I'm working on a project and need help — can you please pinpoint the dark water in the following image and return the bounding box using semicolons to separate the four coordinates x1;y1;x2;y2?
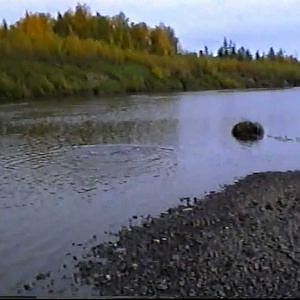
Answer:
1;88;300;296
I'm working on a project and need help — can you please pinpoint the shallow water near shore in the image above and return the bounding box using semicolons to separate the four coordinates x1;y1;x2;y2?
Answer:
1;88;300;296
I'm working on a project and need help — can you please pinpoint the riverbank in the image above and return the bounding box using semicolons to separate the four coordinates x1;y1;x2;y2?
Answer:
66;170;300;298
1;55;300;103
2;5;300;103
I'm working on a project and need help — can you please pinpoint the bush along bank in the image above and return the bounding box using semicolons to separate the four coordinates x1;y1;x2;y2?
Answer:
1;5;300;102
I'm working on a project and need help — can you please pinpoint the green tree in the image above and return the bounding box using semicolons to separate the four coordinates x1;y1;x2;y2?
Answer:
245;49;253;60
276;48;284;60
204;46;209;56
230;41;236;57
2;19;8;31
237;47;246;60
267;47;275;60
255;50;261;60
53;12;72;36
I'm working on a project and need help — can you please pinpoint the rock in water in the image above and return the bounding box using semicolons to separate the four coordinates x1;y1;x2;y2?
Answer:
232;121;264;141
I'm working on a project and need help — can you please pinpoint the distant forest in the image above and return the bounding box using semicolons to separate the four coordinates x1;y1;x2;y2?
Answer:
0;3;300;101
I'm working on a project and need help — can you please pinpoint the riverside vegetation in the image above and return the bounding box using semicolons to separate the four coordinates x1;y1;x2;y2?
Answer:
1;4;300;102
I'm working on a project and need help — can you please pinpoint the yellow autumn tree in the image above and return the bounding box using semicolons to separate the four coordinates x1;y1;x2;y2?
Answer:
150;27;174;56
16;12;53;37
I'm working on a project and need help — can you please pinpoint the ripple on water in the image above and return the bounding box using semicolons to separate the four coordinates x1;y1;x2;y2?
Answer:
0;142;177;210
69;143;177;178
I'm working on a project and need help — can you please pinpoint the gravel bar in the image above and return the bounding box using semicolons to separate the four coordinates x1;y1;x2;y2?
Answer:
75;171;300;298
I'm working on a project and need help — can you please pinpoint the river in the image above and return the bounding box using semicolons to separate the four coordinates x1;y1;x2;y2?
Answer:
1;88;300;296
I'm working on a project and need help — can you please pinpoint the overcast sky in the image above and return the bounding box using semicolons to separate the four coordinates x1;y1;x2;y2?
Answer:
2;0;300;56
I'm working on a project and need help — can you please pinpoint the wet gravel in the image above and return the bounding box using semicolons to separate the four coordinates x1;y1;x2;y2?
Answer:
72;171;300;298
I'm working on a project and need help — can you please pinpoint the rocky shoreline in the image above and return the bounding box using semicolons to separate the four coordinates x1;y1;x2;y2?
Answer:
21;170;300;298
72;171;300;298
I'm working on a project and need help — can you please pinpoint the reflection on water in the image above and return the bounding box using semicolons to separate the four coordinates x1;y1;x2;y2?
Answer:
1;119;178;146
2;89;300;296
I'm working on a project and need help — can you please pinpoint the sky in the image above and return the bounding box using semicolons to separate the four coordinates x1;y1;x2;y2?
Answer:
2;0;300;56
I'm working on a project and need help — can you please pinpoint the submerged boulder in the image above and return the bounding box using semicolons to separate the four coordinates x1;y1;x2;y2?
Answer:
232;121;264;141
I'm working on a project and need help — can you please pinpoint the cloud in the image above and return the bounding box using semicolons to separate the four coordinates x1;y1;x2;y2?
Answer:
2;0;300;55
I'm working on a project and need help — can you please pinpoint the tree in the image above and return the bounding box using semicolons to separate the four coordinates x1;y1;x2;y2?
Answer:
245;49;253;60
158;23;178;54
130;22;150;50
217;47;223;58
16;12;54;37
255;50;260;60
150;27;173;55
276;48;284;60
204;45;209;56
0;19;8;39
2;19;8;31
71;3;92;38
53;12;71;36
110;12;129;47
113;12;129;27
230;42;236;57
217;38;235;58
223;37;229;56
237;47;246;60
92;14;111;43
267;47;275;60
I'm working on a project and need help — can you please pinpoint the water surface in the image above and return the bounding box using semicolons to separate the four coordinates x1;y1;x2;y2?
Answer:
1;88;300;295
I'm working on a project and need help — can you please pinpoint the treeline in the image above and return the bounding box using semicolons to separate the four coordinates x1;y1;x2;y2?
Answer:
213;38;297;62
0;4;178;58
0;4;300;101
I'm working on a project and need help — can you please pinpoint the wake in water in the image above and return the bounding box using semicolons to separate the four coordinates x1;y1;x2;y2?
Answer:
267;134;300;142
